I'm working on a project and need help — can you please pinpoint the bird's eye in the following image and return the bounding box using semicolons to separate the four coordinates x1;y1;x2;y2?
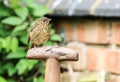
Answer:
43;20;46;22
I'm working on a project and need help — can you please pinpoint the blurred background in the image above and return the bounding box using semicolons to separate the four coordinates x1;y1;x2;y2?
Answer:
1;0;120;82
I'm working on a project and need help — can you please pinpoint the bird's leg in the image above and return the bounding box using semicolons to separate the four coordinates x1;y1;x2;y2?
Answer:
31;44;37;48
30;44;34;48
34;45;37;48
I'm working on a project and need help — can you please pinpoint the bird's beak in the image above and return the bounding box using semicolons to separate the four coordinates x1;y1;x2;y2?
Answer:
49;19;52;21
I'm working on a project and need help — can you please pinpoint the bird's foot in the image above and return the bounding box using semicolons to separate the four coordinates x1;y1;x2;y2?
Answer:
33;45;37;48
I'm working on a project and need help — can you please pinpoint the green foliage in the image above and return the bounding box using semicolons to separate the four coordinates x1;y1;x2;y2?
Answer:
32;5;52;17
6;48;26;59
4;63;17;76
12;22;28;35
2;16;23;25
9;0;19;8
0;0;61;82
14;7;28;20
0;76;7;82
0;8;10;17
16;59;38;75
50;34;62;42
33;77;44;82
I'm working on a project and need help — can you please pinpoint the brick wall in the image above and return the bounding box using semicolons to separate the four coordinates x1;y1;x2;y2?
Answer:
53;18;120;82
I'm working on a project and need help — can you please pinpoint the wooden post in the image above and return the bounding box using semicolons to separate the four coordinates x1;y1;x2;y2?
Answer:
27;46;79;82
45;58;60;82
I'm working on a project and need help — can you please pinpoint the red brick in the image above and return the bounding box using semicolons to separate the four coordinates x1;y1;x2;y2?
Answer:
77;20;109;44
86;47;120;73
111;22;120;45
76;21;85;42
86;47;106;71
57;21;73;41
66;42;86;71
105;50;120;74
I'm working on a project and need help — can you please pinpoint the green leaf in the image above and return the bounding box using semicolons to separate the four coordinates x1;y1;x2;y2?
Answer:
4;37;19;53
39;64;45;74
16;59;28;75
0;63;4;74
0;8;10;17
0;25;4;36
11;31;26;36
38;77;44;82
2;16;22;25
0;38;5;50
20;32;28;44
8;67;17;76
21;0;34;6
8;79;15;82
0;25;5;37
50;28;55;35
44;40;53;46
33;77;37;82
16;59;38;75
32;5;52;17
14;7;28;20
0;76;7;82
11;37;19;53
27;60;38;70
0;39;2;50
50;34;62;42
4;63;17;76
33;77;44;82
5;36;12;52
12;22;28;33
9;0;19;8
6;48;26;59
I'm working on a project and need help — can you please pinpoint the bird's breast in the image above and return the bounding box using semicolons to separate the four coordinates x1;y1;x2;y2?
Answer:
30;27;50;45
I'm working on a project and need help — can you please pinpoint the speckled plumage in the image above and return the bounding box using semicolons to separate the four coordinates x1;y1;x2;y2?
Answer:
28;17;51;48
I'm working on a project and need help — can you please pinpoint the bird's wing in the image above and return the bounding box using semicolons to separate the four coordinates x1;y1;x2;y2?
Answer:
27;23;38;43
30;24;37;31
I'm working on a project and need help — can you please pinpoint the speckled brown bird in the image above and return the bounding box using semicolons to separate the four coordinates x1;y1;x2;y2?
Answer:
28;17;51;48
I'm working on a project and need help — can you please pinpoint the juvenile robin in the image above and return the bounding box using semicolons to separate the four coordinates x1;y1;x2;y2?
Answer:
28;17;51;48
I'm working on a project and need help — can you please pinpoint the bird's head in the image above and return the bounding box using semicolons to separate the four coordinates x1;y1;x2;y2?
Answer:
38;17;52;25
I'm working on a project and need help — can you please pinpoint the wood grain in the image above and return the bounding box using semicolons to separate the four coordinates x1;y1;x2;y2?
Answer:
26;46;79;82
27;46;78;61
45;58;60;82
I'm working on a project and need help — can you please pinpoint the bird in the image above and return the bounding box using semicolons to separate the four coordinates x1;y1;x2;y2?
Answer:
28;17;51;48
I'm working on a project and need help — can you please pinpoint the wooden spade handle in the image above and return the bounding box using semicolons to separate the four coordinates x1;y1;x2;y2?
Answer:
45;58;60;82
27;46;79;82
